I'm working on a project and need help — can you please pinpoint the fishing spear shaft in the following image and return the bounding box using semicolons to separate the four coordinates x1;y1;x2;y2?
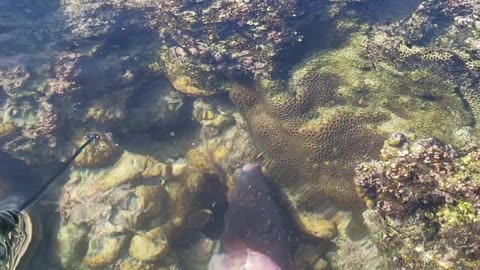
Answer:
16;133;99;211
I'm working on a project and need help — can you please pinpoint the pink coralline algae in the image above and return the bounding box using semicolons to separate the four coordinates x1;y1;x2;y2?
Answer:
355;135;480;269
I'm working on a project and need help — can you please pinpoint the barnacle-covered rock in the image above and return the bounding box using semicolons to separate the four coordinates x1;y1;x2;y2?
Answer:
355;136;480;269
0;22;168;173
58;0;328;100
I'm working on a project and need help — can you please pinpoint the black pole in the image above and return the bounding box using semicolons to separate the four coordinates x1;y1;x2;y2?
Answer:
16;133;99;211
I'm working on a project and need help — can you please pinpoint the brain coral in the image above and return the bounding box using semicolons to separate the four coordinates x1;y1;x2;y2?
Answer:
228;71;389;237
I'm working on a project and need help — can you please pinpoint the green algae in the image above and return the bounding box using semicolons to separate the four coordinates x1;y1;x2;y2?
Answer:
436;201;478;228
288;20;474;147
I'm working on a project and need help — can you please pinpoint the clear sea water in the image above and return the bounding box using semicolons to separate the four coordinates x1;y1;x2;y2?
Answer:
0;0;478;269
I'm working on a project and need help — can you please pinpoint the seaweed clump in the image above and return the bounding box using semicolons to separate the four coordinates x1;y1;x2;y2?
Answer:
355;135;480;269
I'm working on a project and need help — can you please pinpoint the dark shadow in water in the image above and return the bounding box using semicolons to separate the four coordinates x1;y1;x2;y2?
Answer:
199;174;229;239
75;26;162;100
0;87;7;107
113;95;199;161
272;0;423;80
0;0;62;56
1;0;59;19
272;17;349;80
454;85;477;127
345;0;457;47
147;97;198;142
355;0;424;26
169;173;228;250
26;206;67;270
0;151;43;210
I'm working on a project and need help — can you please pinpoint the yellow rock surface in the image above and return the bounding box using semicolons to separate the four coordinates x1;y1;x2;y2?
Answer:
95;152;167;191
135;185;166;218
297;212;337;239
119;260;154;270
212;145;228;165
142;158;169;178
75;135;118;168
95;152;148;191
0;121;18;140
83;236;127;267
186;149;214;173
57;223;88;267
129;227;169;262
171;76;214;97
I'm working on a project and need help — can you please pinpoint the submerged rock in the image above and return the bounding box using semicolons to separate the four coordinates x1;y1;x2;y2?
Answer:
296;213;337;239
129;227;169;262
178;235;217;270
94;151;166;191
57;139;223;269
75;133;120;169
83;235;128;267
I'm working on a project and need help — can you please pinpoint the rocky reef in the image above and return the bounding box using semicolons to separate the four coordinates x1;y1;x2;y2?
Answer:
355;135;480;269
1;0;480;269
